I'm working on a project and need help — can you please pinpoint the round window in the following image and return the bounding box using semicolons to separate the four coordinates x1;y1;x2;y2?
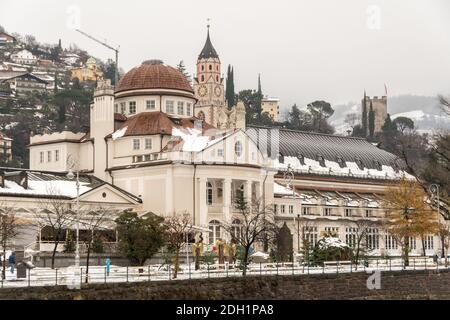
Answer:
234;141;243;157
102;192;107;198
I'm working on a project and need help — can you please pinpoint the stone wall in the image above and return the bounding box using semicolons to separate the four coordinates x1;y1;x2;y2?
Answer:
2;269;450;300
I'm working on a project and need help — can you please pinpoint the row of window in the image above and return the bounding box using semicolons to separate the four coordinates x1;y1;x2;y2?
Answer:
39;150;60;163
200;64;219;72
132;138;152;151
275;205;373;217
114;100;193;116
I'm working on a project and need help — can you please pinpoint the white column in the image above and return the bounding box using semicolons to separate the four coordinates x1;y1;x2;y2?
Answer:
223;178;232;223
245;180;252;203
199;177;208;227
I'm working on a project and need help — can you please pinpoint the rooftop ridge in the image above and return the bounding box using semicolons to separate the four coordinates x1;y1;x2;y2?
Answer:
247;125;368;141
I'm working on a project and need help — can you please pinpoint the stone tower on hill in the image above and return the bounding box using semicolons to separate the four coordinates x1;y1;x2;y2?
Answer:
361;93;387;136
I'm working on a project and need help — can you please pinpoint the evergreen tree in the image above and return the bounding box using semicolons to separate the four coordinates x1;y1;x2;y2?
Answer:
287;104;303;130
368;102;375;140
255;74;263;121
380;114;398;153
225;65;235;107
362;92;368;136
103;59;117;86
176;60;191;85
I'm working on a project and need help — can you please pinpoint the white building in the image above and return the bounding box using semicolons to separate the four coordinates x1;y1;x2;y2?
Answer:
27;28;445;256
0;168;141;252
11;49;37;65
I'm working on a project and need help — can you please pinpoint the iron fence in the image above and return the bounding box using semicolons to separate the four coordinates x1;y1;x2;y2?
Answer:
0;256;448;289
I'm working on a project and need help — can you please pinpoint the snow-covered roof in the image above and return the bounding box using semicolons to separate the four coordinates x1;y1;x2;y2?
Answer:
273;182;298;197
0;169;142;203
247;126;414;181
170;127;237;152
274;156;414;181
318;237;349;249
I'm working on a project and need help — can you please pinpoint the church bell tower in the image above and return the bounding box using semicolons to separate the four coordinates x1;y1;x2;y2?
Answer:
193;24;225;127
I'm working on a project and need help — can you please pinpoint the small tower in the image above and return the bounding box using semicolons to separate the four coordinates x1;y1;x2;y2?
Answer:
193;23;225;127
91;79;114;181
361;92;388;136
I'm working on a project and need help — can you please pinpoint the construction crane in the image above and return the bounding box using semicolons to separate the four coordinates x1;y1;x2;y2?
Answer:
75;29;120;86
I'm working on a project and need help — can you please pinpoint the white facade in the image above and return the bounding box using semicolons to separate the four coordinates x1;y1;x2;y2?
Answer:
11;49;37;65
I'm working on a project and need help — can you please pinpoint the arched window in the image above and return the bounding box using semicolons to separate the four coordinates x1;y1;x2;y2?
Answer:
337;157;346;168
201;65;205;71
296;152;305;165
317;154;326;167
209;64;212;71
201;75;205;82
355;158;364;170
209;220;221;244
231;219;242;241
373;160;382;171
207;182;213;205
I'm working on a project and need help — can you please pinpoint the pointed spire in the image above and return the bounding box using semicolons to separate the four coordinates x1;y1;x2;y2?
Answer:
198;22;219;60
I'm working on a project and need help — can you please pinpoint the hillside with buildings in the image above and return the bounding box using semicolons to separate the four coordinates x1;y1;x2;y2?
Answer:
0;26;116;167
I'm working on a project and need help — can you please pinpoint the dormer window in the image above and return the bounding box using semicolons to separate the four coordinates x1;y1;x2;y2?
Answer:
296;152;305;165
278;152;285;164
355;158;364;170
317;155;326;167
392;162;400;173
337;157;346;168
374;160;382;171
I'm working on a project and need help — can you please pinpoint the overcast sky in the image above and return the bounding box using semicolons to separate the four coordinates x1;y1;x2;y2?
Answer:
1;0;449;108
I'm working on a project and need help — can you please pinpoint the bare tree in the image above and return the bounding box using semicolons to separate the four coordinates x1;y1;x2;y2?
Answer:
297;219;317;264
0;205;20;280
79;207;117;283
437;223;450;266
438;95;450;116
164;212;193;279
221;195;276;276
347;219;376;268
34;189;74;269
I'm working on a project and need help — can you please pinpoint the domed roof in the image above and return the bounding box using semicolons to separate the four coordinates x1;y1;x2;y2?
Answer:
115;60;193;94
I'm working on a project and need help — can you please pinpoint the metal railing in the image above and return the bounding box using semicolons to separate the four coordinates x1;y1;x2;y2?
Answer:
0;256;448;289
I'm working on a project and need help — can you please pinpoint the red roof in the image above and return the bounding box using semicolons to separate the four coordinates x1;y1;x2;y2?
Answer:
115;60;193;94
107;112;214;138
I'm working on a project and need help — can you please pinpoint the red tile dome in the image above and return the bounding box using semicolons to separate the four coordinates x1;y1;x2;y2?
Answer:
115;60;193;94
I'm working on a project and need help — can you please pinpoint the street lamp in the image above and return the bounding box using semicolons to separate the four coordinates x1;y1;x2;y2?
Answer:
429;184;440;218
67;169;80;268
283;165;297;261
429;184;441;257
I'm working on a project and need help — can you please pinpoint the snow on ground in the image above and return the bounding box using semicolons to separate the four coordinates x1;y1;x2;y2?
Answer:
0;258;442;288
